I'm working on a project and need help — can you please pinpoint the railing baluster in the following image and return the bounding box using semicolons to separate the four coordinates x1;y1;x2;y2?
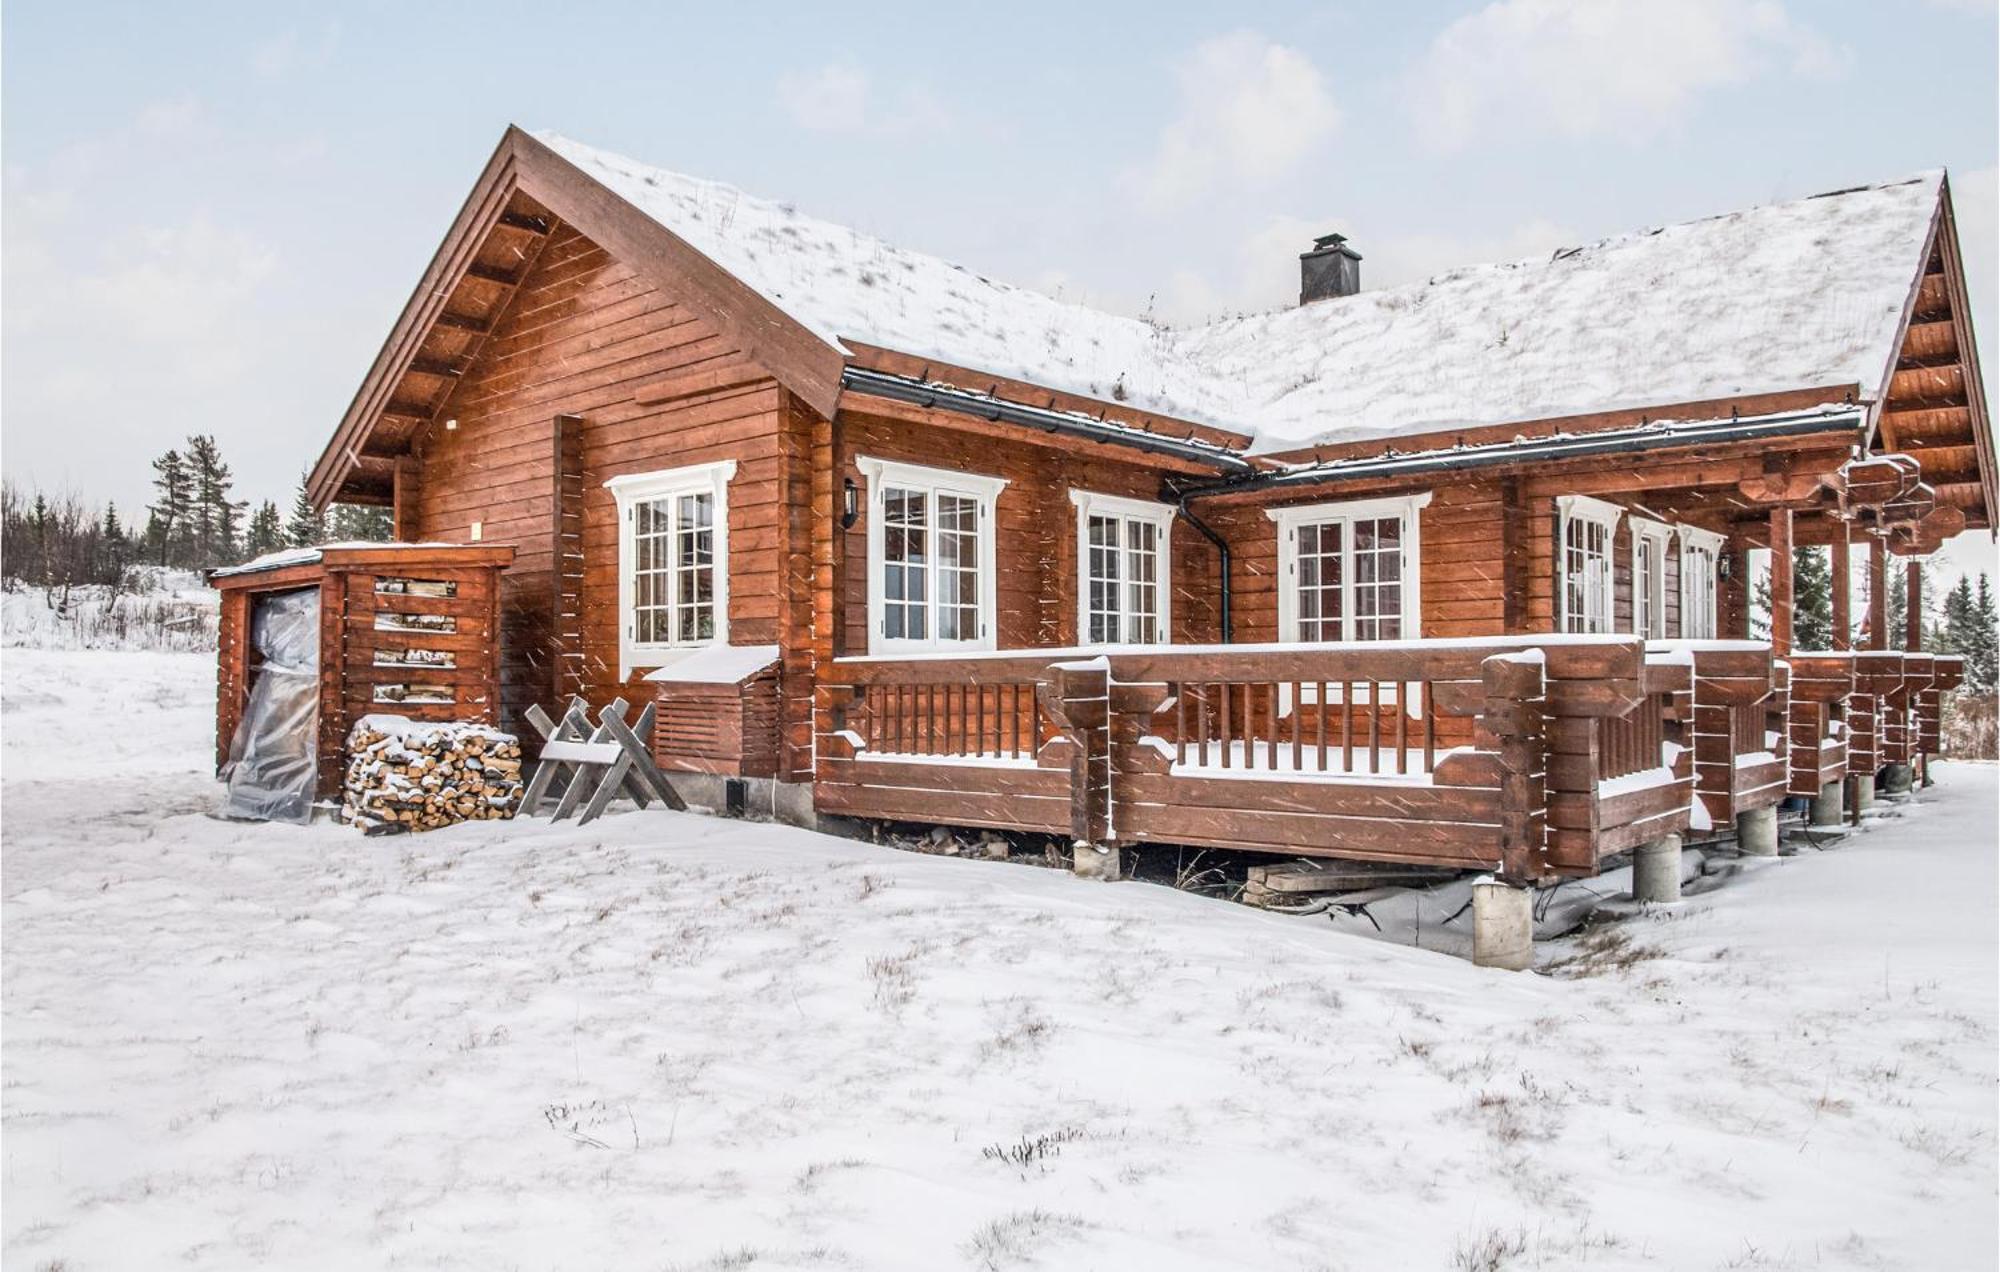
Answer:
1422;680;1435;774
1369;680;1382;777
1197;684;1210;767
1219;682;1232;768
1176;683;1187;766
1316;682;1327;772
1267;683;1279;771
1396;681;1408;775
1291;682;1303;772
1342;681;1354;774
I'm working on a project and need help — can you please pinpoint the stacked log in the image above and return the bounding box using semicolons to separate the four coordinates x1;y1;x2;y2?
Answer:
342;714;522;833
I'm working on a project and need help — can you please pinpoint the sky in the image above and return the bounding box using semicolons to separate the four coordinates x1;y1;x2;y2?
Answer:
3;0;1997;581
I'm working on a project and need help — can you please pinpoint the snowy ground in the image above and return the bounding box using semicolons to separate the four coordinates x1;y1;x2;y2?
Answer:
3;648;1996;1271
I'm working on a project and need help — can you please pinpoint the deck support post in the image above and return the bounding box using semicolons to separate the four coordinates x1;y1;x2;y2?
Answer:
1880;763;1913;796
1631;835;1682;904
1831;531;1851;651
1868;540;1888;650
1735;805;1779;857
1768;508;1793;657
1472;879;1534;971
1809;781;1844;828
1045;659;1115;879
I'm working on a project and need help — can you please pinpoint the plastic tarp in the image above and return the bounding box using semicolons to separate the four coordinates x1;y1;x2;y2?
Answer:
221;588;321;822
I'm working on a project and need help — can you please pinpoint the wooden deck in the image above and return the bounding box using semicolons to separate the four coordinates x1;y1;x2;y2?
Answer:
815;640;1960;878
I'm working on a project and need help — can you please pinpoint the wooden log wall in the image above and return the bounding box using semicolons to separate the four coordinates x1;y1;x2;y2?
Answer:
405;221;788;742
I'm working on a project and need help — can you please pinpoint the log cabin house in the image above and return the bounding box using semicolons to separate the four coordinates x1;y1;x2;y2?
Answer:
303;125;1990;890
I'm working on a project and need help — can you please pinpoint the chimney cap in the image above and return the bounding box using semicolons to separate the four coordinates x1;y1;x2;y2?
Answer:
1305;231;1362;259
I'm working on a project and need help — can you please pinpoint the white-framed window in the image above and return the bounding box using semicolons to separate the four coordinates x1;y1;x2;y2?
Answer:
1679;524;1725;639
1557;494;1624;634
1069;490;1173;645
1269;492;1431;642
606;460;734;680
1630;515;1674;640
857;456;1007;653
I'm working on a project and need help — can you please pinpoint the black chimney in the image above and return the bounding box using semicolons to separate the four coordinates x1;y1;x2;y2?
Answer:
1299;232;1361;304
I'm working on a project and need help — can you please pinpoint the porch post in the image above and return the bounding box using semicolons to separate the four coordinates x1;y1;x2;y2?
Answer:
1904;559;1923;653
1830;529;1851;651
1868;539;1888;651
1768;508;1793;657
1049;660;1116;879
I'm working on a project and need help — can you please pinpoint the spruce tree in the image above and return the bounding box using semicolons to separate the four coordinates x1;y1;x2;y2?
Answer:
285;473;326;548
100;502;129;585
244;500;284;560
149;448;193;567
1750;546;1834;648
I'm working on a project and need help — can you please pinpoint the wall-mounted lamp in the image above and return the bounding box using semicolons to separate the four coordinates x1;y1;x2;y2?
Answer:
841;477;860;529
444;418;459;431
1717;553;1732;582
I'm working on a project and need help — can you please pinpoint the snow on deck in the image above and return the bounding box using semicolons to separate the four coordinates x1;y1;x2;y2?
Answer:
4;647;1995;1268
540;131;1939;455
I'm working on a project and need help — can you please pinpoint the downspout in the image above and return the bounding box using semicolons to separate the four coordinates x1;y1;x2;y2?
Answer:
1173;493;1232;643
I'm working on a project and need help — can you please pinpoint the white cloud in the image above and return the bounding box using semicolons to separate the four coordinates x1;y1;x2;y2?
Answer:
1128;31;1340;211
775;63;951;136
1409;0;1848;151
777;64;872;133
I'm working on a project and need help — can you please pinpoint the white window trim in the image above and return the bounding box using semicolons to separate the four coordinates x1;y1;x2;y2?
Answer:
606;460;735;681
1268;491;1432;643
1630;515;1674;640
1678;523;1726;640
1556;494;1625;634
1069;490;1174;646
857;455;1007;653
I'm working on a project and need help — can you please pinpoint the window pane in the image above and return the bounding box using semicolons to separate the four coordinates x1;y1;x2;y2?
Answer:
937;494;979;641
882;486;930;642
1087;515;1121;644
1351;516;1403;641
1125;519;1158;644
1296;519;1343;641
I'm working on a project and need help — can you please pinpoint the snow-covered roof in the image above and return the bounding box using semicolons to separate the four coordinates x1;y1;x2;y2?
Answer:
643;643;780;685
538;133;1942;458
207;542;476;579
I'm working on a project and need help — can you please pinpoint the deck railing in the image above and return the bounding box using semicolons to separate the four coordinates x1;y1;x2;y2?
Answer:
821;637;1706;881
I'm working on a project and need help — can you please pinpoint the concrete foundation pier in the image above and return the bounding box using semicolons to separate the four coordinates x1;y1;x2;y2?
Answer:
1631;835;1683;904
1071;842;1122;881
1472;879;1534;971
1880;763;1914;796
1809;781;1844;828
1735;806;1779;857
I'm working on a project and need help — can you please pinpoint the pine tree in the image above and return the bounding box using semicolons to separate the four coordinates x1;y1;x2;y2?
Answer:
1976;575;1999;693
149;448;193;567
183;434;242;567
285;473;326;548
244;500;285;560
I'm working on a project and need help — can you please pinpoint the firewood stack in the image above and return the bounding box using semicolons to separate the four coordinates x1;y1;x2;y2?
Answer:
342;714;523;833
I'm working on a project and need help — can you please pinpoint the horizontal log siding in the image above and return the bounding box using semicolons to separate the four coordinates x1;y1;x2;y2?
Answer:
833;412;1210;654
411;224;784;741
